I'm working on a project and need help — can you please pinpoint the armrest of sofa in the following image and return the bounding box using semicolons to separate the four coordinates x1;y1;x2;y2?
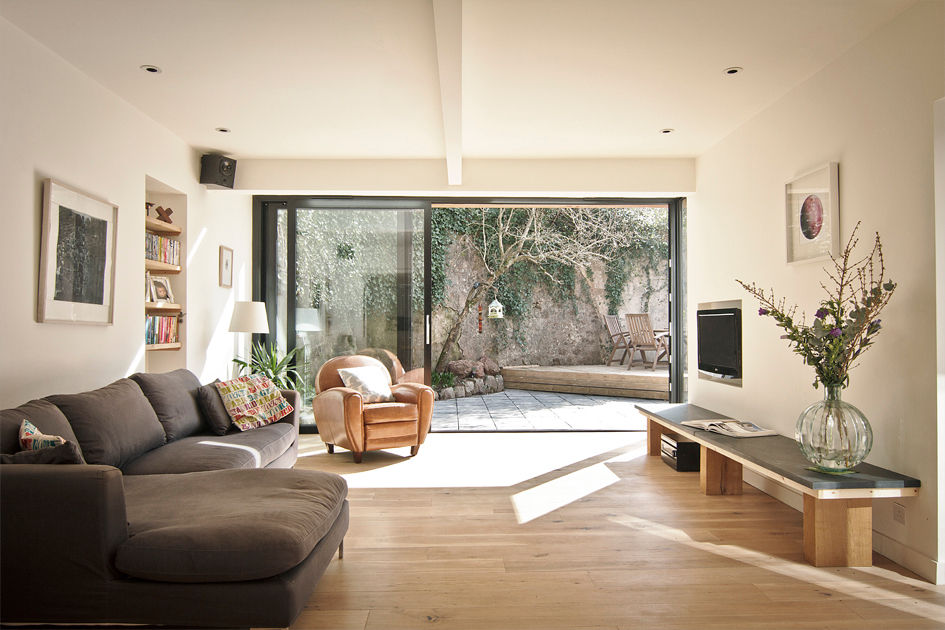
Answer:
278;389;301;432
1;465;129;617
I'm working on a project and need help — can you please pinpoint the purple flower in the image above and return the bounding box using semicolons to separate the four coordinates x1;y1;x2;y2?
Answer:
815;308;828;319
829;327;842;337
758;308;769;316
870;319;882;329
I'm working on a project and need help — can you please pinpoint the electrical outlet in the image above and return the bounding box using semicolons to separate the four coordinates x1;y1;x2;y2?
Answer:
892;503;906;525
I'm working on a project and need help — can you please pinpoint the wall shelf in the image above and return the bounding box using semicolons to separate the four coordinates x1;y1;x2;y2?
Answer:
145;302;182;313
145;216;182;235
146;342;182;352
145;259;181;274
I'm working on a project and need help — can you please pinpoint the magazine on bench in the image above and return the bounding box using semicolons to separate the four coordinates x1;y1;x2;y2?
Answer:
680;419;777;438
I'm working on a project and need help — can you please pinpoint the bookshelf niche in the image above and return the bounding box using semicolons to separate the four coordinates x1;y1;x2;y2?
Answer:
145;177;186;370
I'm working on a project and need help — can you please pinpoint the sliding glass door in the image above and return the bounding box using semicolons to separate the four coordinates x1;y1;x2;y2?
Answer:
255;199;430;427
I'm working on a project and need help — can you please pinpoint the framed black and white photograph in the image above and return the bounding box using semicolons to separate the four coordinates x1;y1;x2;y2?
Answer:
785;162;840;264
37;179;118;324
149;275;175;303
219;245;233;288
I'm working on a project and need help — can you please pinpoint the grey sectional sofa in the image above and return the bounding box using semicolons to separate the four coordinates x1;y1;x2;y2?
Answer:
0;369;349;628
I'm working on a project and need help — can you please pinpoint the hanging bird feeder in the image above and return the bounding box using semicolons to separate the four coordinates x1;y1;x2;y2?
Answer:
487;299;504;319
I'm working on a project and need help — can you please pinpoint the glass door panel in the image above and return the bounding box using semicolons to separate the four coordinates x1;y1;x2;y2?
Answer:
277;205;427;420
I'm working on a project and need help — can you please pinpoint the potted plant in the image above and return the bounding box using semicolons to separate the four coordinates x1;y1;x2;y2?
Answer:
738;223;896;472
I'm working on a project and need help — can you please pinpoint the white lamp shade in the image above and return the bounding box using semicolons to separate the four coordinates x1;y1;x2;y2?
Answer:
229;301;270;333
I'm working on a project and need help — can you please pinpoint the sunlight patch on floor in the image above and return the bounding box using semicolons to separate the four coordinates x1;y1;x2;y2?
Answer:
511;463;620;523
296;432;646;489
610;513;945;621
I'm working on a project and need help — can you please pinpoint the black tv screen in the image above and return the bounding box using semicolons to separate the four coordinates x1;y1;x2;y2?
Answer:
697;308;742;378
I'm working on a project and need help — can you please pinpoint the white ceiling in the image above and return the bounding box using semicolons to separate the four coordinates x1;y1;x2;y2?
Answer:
0;0;916;166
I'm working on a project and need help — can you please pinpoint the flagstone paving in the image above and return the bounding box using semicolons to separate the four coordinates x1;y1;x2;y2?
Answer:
431;389;649;432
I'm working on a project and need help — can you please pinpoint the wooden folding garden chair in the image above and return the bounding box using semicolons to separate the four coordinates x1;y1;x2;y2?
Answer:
624;313;669;370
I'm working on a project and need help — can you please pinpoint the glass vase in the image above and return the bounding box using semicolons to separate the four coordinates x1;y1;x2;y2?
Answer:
795;384;872;473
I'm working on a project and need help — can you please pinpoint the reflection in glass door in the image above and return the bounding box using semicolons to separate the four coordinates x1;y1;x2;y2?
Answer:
263;201;429;427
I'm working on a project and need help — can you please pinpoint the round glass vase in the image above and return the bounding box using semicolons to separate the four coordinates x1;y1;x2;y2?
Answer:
795;384;872;473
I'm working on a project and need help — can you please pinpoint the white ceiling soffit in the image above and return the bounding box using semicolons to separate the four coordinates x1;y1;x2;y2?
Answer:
0;0;916;171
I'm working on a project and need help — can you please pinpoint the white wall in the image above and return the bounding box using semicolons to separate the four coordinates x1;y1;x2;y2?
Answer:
0;17;252;406
934;96;945;583
689;2;944;582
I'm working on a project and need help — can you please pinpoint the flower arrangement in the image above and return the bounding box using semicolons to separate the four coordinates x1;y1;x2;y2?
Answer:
737;223;896;389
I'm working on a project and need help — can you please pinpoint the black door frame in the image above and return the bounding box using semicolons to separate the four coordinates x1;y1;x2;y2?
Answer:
253;195;687;400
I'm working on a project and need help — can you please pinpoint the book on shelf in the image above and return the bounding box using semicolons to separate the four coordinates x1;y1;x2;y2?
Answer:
680;419;776;438
146;314;179;345
145;233;180;265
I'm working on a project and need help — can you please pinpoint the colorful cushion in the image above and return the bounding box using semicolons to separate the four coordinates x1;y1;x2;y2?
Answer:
214;375;293;431
196;381;233;435
19;419;66;451
337;365;395;403
1;441;83;464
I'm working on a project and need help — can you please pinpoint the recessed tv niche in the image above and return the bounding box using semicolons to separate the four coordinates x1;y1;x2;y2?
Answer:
697;300;742;386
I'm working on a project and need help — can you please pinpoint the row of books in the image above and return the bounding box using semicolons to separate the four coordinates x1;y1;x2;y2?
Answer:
145;233;181;266
146;315;180;345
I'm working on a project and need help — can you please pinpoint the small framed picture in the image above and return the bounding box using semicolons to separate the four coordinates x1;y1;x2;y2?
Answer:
150;275;175;303
785;162;840;264
219;246;233;288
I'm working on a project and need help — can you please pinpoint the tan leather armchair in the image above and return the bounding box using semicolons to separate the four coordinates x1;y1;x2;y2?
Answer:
312;355;433;463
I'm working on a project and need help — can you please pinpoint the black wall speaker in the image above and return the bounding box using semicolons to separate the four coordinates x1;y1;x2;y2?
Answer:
200;153;237;189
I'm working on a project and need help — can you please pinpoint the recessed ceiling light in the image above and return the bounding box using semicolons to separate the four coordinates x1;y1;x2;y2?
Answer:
660;128;674;134
723;66;743;76
139;64;162;74
215;127;231;134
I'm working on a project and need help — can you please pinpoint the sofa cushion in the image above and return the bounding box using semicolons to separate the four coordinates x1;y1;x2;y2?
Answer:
130;369;205;442
46;379;166;469
0;399;84;459
0;441;84;464
195;381;233;435
120;422;296;475
117;468;347;582
215;375;293;431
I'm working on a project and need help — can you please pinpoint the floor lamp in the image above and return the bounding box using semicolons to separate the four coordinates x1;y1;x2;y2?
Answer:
229;301;269;377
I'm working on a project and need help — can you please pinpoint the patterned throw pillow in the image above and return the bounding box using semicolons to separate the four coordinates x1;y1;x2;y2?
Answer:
19;419;66;451
214;375;294;431
337;365;395;403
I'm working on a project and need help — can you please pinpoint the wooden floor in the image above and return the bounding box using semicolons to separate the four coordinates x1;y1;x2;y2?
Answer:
502;364;672;400
289;433;945;630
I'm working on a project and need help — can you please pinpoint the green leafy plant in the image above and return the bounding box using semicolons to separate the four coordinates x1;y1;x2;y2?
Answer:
431;371;456;389
233;342;305;390
737;223;895;389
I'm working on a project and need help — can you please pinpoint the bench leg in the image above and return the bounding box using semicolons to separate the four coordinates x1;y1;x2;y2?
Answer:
803;495;872;566
647;419;664;456
700;446;742;495
338;539;344;559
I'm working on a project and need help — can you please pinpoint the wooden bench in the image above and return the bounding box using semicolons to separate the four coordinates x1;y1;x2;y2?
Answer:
636;403;920;567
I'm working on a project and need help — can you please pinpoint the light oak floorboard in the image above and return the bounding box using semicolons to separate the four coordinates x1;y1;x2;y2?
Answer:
291;433;945;630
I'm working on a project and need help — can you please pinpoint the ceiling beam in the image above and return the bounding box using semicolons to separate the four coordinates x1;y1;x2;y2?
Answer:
432;0;462;185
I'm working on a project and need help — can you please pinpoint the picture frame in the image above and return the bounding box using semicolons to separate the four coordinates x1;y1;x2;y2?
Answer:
785;162;840;264
219;245;233;288
37;179;118;324
149;275;175;303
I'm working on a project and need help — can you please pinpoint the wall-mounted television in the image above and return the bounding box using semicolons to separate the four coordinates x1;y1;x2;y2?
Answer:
697;307;742;379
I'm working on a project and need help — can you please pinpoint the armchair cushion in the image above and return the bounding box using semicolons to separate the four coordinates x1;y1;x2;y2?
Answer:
362;402;418;424
195;381;234;435
0;441;83;465
0;399;84;459
337;365;395;403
